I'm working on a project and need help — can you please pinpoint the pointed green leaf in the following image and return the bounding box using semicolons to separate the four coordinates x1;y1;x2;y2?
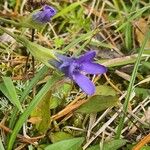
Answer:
87;139;126;150
142;61;150;69
95;85;117;96
50;82;72;109
26;41;57;67
9;66;49;129
50;97;61;109
135;87;150;99
45;137;84;150
49;132;73;143
76;95;119;113
0;26;57;67
86;145;99;150
0;83;12;101
15;35;58;68
7;74;62;150
30;90;52;134
0;77;23;112
103;139;127;150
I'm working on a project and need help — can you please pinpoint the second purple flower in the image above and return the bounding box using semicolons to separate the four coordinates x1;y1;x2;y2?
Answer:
32;5;56;23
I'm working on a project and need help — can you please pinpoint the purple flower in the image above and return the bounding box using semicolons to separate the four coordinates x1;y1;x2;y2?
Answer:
52;51;107;95
32;5;56;23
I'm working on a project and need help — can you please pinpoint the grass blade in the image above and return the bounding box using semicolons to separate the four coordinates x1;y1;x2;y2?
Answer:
115;5;150;32
1;77;23;112
53;0;88;19
7;74;62;150
115;30;150;139
8;66;49;129
63;31;94;52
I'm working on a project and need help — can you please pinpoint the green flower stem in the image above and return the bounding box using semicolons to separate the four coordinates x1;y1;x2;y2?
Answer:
115;30;150;139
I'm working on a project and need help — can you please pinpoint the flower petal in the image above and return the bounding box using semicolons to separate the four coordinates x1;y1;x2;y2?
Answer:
81;62;107;74
32;5;56;23
78;51;96;63
44;5;56;16
73;72;95;95
56;53;73;62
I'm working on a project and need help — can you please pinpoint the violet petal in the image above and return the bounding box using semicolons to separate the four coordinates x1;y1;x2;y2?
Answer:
77;51;96;63
81;62;107;74
32;5;56;23
73;72;95;95
56;54;73;62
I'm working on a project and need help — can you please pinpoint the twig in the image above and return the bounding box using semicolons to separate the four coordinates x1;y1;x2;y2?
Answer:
52;100;86;120
132;133;150;150
0;123;45;144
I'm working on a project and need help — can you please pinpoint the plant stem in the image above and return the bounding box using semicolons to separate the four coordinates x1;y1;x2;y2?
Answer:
31;29;36;97
31;29;35;77
115;30;150;139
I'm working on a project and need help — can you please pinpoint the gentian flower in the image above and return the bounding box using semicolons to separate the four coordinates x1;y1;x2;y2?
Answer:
32;5;56;23
51;51;107;95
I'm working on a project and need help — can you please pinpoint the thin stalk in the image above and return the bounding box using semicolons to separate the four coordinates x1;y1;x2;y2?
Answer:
31;29;35;77
25;29;35;77
31;29;36;96
115;30;150;139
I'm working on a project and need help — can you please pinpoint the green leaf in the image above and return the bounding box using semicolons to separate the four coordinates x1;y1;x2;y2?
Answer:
50;97;61;109
0;26;57;68
49;132;74;143
30;90;52;134
54;38;64;48
55;82;72;96
0;83;12;102
0;77;23;112
21;39;57;68
87;139;126;150
50;82;72;109
95;85;117;96
9;66;49;129
135;87;150;99
142;61;150;69
86;145;99;150
45;137;84;150
103;139;127;150
7;74;62;150
76;95;119;113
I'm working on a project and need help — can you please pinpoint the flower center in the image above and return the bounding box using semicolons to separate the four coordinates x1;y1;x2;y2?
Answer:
72;62;81;73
